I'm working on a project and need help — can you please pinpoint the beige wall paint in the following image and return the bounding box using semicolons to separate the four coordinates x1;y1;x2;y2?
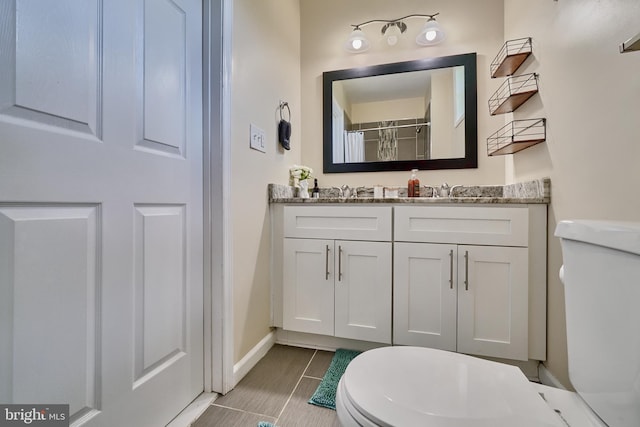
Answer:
350;97;426;123
300;0;506;188
504;0;640;388
430;69;455;159
231;0;301;363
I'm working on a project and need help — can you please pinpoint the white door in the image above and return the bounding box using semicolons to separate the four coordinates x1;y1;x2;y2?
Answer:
393;242;457;351
0;1;203;426
457;246;528;361
283;238;335;336
334;240;392;344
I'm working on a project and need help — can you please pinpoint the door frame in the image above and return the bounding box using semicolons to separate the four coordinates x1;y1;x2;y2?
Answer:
203;0;234;394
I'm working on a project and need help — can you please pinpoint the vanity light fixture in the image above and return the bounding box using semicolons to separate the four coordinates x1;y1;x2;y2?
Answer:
345;13;444;53
381;21;407;46
415;16;446;46
345;27;371;53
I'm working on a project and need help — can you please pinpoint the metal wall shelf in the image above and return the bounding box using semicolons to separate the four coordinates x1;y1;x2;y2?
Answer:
620;31;640;53
488;73;539;115
491;38;532;78
487;118;546;156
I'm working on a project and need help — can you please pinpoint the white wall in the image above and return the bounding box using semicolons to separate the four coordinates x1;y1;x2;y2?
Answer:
504;0;640;388
231;0;301;363
300;0;506;188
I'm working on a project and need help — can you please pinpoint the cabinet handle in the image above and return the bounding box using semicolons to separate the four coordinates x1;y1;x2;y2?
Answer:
464;250;469;291
338;245;343;282
449;249;454;289
325;244;330;280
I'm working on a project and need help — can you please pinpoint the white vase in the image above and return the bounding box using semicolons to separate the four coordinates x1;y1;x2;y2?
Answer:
298;179;310;198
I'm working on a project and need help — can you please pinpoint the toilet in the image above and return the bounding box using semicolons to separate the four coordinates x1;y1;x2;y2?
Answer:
336;220;640;427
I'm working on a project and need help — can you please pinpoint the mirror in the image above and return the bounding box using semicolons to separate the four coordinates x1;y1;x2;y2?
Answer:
323;53;477;173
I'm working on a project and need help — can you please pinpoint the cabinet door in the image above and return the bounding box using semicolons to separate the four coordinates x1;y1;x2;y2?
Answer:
334;241;392;344
393;243;457;351
457;245;529;360
283;238;334;335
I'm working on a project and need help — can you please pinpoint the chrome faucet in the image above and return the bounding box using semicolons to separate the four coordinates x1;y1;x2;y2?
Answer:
438;183;463;198
439;182;451;197
449;185;463;197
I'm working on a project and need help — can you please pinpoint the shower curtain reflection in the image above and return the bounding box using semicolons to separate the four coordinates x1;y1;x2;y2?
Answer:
377;121;398;161
344;131;365;163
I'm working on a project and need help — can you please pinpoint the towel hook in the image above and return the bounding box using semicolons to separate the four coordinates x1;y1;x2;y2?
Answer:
278;101;292;150
279;101;290;121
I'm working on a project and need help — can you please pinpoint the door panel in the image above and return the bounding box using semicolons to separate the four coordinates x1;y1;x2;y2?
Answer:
334;240;391;344
0;205;100;420
133;205;187;387
0;1;203;425
283;238;334;336
140;0;186;156
0;0;102;137
457;246;528;361
393;242;457;351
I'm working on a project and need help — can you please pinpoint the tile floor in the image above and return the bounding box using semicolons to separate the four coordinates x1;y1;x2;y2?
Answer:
192;344;341;427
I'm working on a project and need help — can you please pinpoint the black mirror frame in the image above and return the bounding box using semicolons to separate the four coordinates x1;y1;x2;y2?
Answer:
323;52;477;173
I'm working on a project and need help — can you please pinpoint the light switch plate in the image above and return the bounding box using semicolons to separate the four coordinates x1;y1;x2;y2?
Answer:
250;123;266;153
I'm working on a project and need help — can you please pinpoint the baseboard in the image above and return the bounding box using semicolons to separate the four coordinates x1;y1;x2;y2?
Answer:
233;330;276;387
479;356;540;382
539;364;568;390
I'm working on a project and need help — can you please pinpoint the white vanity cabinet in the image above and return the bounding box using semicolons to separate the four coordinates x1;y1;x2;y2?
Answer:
393;205;546;362
271;202;546;362
281;206;392;344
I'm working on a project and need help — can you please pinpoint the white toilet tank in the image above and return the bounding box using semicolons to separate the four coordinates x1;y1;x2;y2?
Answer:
555;220;640;427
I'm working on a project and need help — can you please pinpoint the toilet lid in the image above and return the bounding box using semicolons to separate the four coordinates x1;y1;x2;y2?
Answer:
342;347;564;427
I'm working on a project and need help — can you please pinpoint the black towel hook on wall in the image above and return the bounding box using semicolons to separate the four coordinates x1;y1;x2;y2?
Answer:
278;101;292;150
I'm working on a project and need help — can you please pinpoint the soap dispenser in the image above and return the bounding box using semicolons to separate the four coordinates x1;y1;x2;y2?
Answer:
408;169;420;197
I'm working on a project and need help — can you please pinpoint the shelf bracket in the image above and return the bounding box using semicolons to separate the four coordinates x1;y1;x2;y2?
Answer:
620;31;640;53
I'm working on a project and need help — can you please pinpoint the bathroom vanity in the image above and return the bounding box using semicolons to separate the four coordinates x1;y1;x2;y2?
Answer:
269;179;549;363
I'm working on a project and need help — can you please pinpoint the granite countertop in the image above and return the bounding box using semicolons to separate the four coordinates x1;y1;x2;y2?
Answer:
268;178;550;205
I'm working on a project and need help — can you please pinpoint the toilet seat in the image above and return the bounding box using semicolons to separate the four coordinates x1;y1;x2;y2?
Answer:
337;346;566;427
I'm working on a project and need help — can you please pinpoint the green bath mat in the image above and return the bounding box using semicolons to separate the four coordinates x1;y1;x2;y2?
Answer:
257;423;276;427
308;348;362;410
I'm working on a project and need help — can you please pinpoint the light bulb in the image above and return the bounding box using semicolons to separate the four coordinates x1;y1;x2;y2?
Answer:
345;28;370;53
382;22;405;47
385;24;401;46
416;18;445;46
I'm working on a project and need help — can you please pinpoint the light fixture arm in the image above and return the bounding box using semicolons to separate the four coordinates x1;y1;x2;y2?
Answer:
350;13;439;30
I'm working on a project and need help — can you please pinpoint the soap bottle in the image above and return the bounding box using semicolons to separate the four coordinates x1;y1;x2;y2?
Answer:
408;169;420;197
312;178;320;198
